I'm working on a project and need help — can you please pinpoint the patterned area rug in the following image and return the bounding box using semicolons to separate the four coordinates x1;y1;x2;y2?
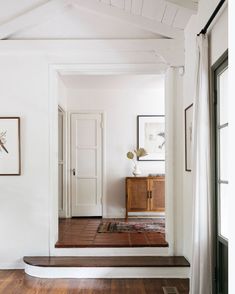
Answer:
97;220;165;233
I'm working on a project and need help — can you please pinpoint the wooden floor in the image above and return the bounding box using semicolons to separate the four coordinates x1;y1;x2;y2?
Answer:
0;270;189;294
56;218;168;248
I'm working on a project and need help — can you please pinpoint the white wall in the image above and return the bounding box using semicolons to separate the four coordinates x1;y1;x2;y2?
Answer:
58;77;68;111
0;38;170;267
0;55;50;268
183;1;228;260
0;48;167;267
165;67;184;255
64;77;165;217
210;7;228;65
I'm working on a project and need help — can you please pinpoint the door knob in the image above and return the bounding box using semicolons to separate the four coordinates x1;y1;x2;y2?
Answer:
72;168;76;176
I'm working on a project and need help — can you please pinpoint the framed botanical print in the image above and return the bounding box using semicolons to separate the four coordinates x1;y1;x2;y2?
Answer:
137;115;165;161
184;104;193;171
0;117;21;175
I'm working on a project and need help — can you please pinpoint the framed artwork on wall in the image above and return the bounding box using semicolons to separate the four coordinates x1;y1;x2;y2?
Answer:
184;104;193;172
0;117;21;175
137;115;165;161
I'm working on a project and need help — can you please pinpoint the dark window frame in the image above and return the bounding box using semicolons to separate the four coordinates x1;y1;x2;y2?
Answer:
211;49;228;294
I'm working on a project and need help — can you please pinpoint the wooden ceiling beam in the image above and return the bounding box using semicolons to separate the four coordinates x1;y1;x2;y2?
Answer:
0;39;184;66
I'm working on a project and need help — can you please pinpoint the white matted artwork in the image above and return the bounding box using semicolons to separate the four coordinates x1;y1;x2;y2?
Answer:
0;117;21;175
137;115;165;161
184;104;193;171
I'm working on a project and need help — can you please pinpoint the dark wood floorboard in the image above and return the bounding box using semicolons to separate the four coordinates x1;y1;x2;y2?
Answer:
24;256;190;268
56;218;168;248
0;270;189;294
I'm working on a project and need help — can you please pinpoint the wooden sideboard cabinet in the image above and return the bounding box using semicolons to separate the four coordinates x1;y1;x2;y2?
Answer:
125;176;165;219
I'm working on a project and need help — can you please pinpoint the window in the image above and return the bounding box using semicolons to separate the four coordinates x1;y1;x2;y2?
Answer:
216;64;228;241
213;52;228;294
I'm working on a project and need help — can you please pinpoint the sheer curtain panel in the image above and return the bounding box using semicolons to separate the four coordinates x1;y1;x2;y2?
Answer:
190;34;212;294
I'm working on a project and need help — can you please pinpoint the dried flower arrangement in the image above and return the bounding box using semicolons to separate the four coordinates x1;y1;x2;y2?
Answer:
126;148;148;161
126;148;148;176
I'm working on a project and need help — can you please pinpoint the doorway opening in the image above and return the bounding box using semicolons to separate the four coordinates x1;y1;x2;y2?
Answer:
49;65;173;251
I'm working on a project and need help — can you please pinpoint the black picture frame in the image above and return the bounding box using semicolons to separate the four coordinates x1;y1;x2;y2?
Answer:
184;104;193;172
0;117;21;176
137;115;165;162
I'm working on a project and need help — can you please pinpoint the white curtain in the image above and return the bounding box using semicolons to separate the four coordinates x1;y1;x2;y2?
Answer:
190;35;212;294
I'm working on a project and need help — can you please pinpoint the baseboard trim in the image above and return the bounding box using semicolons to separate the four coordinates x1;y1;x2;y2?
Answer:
0;262;24;269
25;264;190;279
102;214;125;218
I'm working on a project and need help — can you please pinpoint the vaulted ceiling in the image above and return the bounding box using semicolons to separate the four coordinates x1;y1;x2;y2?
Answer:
0;0;198;40
0;0;198;69
96;0;197;32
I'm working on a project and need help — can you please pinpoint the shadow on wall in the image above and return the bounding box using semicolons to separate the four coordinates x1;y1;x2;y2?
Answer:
105;177;126;217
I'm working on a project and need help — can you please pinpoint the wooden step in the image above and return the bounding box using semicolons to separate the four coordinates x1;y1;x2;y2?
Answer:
24;256;190;268
24;256;190;279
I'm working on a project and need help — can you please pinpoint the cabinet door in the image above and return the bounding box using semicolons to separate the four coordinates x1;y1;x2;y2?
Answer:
127;179;149;211
150;178;165;211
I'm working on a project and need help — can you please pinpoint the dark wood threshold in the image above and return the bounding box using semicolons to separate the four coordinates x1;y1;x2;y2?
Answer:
24;256;190;268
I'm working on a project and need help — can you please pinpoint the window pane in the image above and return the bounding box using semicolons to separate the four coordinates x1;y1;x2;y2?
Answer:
219;67;228;125
219;126;228;181
219;183;229;240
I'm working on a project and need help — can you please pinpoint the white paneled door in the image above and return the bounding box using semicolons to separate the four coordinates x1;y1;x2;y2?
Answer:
71;113;103;217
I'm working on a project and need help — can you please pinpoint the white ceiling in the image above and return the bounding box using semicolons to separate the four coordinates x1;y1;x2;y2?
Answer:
10;6;161;39
166;0;198;11
0;0;48;25
0;0;197;40
98;0;197;29
60;74;165;90
0;0;196;68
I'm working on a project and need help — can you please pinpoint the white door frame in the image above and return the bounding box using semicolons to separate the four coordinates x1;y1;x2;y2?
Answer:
68;111;106;218
48;63;174;256
58;105;67;218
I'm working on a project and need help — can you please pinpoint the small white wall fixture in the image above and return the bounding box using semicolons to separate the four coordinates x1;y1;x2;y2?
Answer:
48;63;175;256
